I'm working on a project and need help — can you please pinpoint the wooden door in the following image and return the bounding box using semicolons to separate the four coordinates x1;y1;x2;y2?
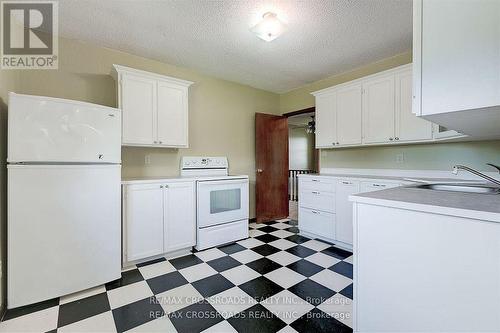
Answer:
314;92;336;148
164;182;196;252
121;73;157;145
362;75;396;144
336;83;362;145
125;183;164;261
157;80;189;147
255;113;289;223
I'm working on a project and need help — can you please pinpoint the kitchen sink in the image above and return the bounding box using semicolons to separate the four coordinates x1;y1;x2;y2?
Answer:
414;183;500;194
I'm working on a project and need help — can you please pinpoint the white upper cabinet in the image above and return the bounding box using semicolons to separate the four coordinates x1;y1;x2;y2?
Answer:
336;84;362;146
413;0;500;138
112;65;193;148
315;92;337;148
395;69;433;142
362;75;395;144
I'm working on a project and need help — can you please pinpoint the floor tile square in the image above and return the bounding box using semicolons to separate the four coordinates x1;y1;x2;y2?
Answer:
229;249;263;264
264;267;306;289
284;234;310;244
136;257;166;268
272;222;292;230
207;256;242;272
58;292;110;327
301;239;331;251
344;255;354;264
105;269;144;291
192;274;235;298
286;260;324;277
304;252;341;268
227;304;287;333
147;271;189;294
249;222;265;229
285;226;300;233
268;238;297;250
60;286;106;305
207;287;257;319
107;281;154;309
259;225;279;233
169;254;204;270
138;260;176;280
125;315;176;332
238;276;284;302
270;229;295;239
339;284;353;300
0;305;58;332
3;298;59;321
251;244;281;256
221;265;260;286
285;245;316;258
218;243;246;254
156;283;204;314
237;237;265;249
249;229;266;238
58;311;116;332
179;262;218;282
290;308;351;333
288;279;335;306
310;269;352;292
201;319;237;333
329;261;353;279
194;248;227;262
317;293;353;328
245;257;282;275
266;251;301;267
255;233;281;244
261;290;314;325
321;246;352;260
263;220;279;225
112;297;164;333
169;300;223;333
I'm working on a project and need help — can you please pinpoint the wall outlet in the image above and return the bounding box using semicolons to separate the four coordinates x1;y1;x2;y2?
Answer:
145;155;151;165
396;152;405;164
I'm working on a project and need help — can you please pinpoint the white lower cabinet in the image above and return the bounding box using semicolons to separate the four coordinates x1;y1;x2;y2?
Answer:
299;208;335;240
123;181;195;264
335;180;360;245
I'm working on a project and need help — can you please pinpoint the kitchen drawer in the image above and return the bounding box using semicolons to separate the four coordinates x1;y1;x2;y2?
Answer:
360;181;400;193
299;190;335;213
300;178;335;193
299;208;335;240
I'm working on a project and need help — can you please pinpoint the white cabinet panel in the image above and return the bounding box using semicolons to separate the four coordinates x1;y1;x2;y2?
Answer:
299;190;335;213
124;183;164;262
299;208;335;240
164;182;196;252
157;81;188;147
336;84;362;145
362;75;395;144
395;69;433;142
335;179;360;245
315;92;336;148
121;74;157;145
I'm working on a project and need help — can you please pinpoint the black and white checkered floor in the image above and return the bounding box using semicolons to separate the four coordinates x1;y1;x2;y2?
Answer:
0;219;353;333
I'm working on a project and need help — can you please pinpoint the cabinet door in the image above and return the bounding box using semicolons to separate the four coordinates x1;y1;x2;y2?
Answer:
157;81;188;147
124;184;164;261
336;84;362;145
395;69;433;142
362;75;396;144
299;208;335;240
335;179;360;245
315;92;336;148
121;74;157;145
164;182;196;252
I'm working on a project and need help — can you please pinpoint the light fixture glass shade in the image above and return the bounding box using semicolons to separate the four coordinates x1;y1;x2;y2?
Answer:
251;12;286;42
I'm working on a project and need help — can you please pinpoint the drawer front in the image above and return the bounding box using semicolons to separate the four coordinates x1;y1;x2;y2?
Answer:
360;181;400;193
300;178;335;193
299;208;335;240
300;190;335;213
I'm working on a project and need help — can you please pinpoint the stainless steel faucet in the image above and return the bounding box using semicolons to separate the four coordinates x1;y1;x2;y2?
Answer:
452;163;500;186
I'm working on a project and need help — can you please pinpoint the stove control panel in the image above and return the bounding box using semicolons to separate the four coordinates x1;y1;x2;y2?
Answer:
181;156;228;169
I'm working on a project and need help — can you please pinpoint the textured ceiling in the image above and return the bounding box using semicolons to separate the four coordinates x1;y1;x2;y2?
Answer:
58;0;412;93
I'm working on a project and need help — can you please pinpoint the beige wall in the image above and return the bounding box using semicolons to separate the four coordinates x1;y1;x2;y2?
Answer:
279;51;500;172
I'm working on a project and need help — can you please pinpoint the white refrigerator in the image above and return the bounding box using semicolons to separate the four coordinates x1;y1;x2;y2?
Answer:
7;93;122;309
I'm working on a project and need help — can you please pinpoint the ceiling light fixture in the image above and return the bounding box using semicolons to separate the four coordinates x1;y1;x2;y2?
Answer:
251;12;287;42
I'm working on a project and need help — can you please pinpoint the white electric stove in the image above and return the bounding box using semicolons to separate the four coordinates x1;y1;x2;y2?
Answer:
181;157;249;250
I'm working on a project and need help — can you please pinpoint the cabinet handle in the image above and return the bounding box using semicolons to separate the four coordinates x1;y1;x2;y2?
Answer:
389;137;394;141
159;141;163;144
160;185;163;188
311;179;319;182
165;184;169;188
332;142;336;146
311;191;320;194
342;181;352;185
373;184;386;187
311;210;320;214
336;142;339;145
395;137;399;141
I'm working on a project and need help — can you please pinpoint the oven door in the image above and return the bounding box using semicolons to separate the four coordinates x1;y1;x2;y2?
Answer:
197;179;249;228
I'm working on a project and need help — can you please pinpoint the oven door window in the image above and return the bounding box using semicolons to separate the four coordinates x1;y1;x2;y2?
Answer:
210;188;241;214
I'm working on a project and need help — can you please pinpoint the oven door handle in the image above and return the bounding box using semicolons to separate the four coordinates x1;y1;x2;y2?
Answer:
197;179;248;187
